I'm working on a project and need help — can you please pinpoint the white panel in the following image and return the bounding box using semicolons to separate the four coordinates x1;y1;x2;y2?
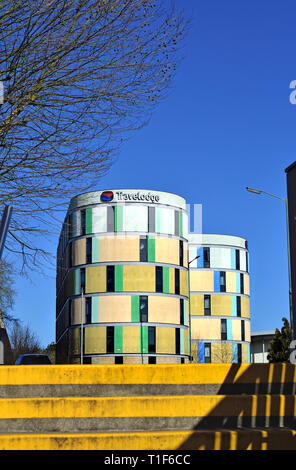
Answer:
123;205;148;232
240;250;247;272
92;206;107;233
188;233;246;249
210;247;231;269
157;207;174;235
188;246;198;267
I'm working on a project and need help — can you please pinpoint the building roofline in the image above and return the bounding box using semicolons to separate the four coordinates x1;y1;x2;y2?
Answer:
285;161;296;173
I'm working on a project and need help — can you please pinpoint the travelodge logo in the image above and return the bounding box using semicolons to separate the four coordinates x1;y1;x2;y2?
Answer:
100;191;114;202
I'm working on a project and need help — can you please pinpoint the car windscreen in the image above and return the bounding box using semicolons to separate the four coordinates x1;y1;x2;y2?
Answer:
21;356;51;364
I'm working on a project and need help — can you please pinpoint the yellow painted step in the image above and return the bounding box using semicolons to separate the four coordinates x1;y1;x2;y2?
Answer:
0;395;294;418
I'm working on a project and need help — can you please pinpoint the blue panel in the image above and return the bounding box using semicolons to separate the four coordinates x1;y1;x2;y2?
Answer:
198;342;205;363
227;319;232;340
231;296;237;316
236;273;241;293
230;249;236;269
197;247;203;268
232;343;238;363
214;271;221;292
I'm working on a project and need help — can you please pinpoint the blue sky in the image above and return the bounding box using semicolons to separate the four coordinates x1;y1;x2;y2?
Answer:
7;0;296;347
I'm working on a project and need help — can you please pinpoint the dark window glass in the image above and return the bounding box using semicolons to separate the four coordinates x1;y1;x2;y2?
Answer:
246;252;248;272
68;242;72;268
107;206;114;232
148;356;156;364
86;238;92;264
236;296;241;317
220;271;226;292
81;209;86;235
107;265;115;292
174;210;180;236
83;357;92;364
180;299;184;325
237;343;242;363
80;267;85;293
148;207;155;233
156;266;163;293
240;273;244;294
181;357;185;364
236;249;240;270
140;295;148;322
175;268;180;295
68;299;72;326
148;326;156;353
203;247;210;268
221;319;227;340
175;328;180;355
241;321;245;341
204;295;211;316
85;297;92;323
140;236;148;262
179;241;184;266
106;326;114;353
115;356;123;364
205;343;211;363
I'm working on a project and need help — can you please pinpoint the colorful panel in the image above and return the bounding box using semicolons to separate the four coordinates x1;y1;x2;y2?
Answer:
91;296;99;323
123;326;140;353
241;296;250;318
190;271;213;292
155;237;179;265
69;328;80;356
72;238;86;266
198;342;205;363
190;295;204;316
84;326;106;354
226;272;236;293
99;236;139;262
92;206;107;233
92;237;99;263
214;271;221;292
191;318;221;340
131;295;140;322
244;274;250;295
156;326;175;354
147;236;155;262
232;319;241;341
86;208;92;234
180;269;188;297
123;265;155;292
148;296;179;324
114;326;123;353
122;205;148;232
85;266;106;293
211;295;232;316
99;295;131;322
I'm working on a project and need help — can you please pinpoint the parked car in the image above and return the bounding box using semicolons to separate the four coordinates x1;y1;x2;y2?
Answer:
15;354;52;365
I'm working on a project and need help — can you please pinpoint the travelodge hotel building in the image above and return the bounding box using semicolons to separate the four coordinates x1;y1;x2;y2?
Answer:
56;189;250;364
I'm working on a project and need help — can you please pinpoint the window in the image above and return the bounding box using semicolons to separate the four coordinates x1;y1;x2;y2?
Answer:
221;319;227;340
80;267;85;293
140;236;148;262
175;328;180;355
86;238;92;264
115;356;123;364
156;266;163;292
106;326;114;353
237;343;242;363
107;206;114;232
81;209;86;235
205;343;211;363
203;247;210;268
148;356;156;364
179;240;184;266
85;297;92;323
175;268;180;295
140;296;148;322
181;357;185;364
204;295;211;316
148;326;156;353
180;299;184;325
148;207;155;233
241;321;245;341
107;265;115;292
235;249;240;270
220;271;226;292
240;273;244;294
236;296;241;317
246;252;248;272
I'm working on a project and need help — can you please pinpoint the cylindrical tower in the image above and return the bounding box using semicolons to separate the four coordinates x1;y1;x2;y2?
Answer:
56;189;190;364
188;234;250;363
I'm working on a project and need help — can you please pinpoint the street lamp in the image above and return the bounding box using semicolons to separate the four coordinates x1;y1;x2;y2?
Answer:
246;186;293;335
188;255;200;363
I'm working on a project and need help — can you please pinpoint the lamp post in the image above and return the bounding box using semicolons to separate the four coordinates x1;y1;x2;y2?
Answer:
188;255;200;363
246;186;293;335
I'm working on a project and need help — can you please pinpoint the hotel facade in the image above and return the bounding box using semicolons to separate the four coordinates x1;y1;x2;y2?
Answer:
56;189;250;364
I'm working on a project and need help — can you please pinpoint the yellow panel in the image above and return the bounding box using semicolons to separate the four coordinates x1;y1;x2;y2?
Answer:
169;268;175;294
85;266;106;293
190;295;204;316
245;320;251;342
99;295;131;323
184;328;189;355
211;295;232;316
84;326;106;354
211;342;233;363
232;319;241;341
156;327;175;354
226;272;236;293
183;242;188;268
72;238;86;266
148;296;180;324
69;328;80;355
123;265;155;292
190;271;214;292
71;298;85;325
99;236;139;262
123;326;140;353
191;342;198;363
244;274;250;295
191;318;221;341
241;297;250;318
155;237;179;265
65;270;75;299
157;357;179;364
123;356;142;364
242;343;249;363
180;269;188;297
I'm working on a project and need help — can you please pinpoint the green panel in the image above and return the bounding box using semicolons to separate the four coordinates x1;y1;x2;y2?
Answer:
91;296;99;323
179;211;183;237
92;237;99;263
141;326;148;353
131;295;140;322
115;265;123;292
86;208;92;234
114;326;123;353
114;206;123;232
163;266;170;293
74;269;80;295
147;236;155;262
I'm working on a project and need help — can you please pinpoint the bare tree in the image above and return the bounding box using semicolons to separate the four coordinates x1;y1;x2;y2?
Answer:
0;259;18;325
0;0;189;271
8;322;42;362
